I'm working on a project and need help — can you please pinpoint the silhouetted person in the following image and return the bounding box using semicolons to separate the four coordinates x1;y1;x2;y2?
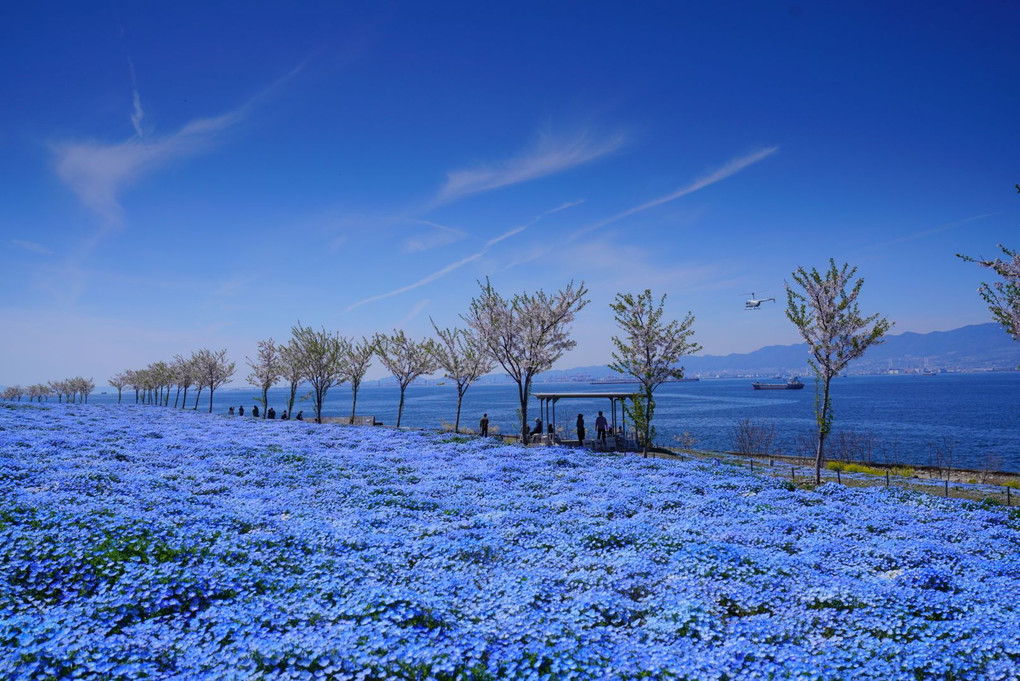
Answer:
267;407;276;419
595;411;608;446
252;405;260;418
534;417;542;436
238;405;244;417
228;406;235;416
281;410;288;420
576;414;586;445
296;410;303;421
479;413;489;437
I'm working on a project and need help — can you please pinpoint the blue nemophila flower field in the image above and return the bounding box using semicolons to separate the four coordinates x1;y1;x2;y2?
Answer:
2;404;1019;680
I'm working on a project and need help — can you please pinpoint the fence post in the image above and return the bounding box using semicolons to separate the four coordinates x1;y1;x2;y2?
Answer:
886;470;890;487
791;466;796;481
836;469;841;485
749;458;753;471
1007;486;1011;507
944;479;949;498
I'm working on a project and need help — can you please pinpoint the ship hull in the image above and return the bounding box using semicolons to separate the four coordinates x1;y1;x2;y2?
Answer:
752;382;805;390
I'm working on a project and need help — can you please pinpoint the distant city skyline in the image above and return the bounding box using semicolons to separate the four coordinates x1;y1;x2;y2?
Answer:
2;3;1018;385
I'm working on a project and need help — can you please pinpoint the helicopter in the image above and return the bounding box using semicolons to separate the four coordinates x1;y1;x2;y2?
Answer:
744;292;776;310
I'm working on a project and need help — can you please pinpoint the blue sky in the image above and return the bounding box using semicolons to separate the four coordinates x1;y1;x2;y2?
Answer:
2;2;1018;385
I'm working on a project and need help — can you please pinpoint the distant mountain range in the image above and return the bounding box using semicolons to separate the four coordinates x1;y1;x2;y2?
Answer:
522;323;1020;382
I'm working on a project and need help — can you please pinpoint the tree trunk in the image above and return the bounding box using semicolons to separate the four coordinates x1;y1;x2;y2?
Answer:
287;381;297;416
643;392;652;457
181;386;189;409
454;388;464;434
349;384;358;425
174;386;181;409
315;387;324;424
814;377;833;484
518;379;529;443
193;387;202;410
261;388;269;419
209;388;215;413
396;386;406;428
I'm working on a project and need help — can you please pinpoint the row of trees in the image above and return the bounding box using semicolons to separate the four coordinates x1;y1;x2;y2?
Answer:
108;349;235;413
253;322;492;429
5;232;1015;487
1;377;95;403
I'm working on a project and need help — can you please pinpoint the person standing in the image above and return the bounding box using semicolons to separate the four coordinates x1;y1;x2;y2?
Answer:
595;411;608;447
267;407;276;419
238;405;244;417
534;417;542;436
576;413;586;445
252;405;260;418
479;413;489;437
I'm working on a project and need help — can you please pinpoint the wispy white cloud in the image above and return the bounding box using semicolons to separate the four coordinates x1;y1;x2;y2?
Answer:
13;240;53;256
429;131;624;207
347;201;584;311
53;135;195;225
568;146;779;242
401;220;471;253
399;299;431;326
51;63;305;227
346;250;488;311
857;212;1000;255
127;58;145;138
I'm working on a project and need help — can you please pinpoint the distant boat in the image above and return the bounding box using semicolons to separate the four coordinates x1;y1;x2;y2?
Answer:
752;377;805;390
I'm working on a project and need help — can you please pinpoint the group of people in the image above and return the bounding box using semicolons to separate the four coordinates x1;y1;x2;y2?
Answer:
575;411;610;446
480;410;611;446
227;405;303;421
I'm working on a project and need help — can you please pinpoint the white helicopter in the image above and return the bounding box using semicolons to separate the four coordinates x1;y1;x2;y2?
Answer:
744;292;776;310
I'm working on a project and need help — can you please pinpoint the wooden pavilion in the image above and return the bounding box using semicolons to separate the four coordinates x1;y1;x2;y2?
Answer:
530;391;639;450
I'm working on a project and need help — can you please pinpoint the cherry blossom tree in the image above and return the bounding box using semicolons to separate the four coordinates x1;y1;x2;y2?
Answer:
464;278;589;442
171;356;193;409
49;380;67;403
431;321;493;434
374;330;438;428
609;290;700;455
278;339;306;418
1;386;23;401
290;324;347;424
79;377;96;404
786;259;892;483
192;348;235;413
108;372;130;404
148;362;171;406
341;337;374;425
247;338;283;418
958;244;1020;345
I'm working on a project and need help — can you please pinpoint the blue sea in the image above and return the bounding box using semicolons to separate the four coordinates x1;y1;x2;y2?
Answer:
86;372;1020;472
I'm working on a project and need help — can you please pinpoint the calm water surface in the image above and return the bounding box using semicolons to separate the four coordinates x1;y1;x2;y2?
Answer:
86;372;1020;471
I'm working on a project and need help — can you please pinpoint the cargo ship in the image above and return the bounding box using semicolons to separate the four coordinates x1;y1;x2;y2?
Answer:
751;377;805;390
